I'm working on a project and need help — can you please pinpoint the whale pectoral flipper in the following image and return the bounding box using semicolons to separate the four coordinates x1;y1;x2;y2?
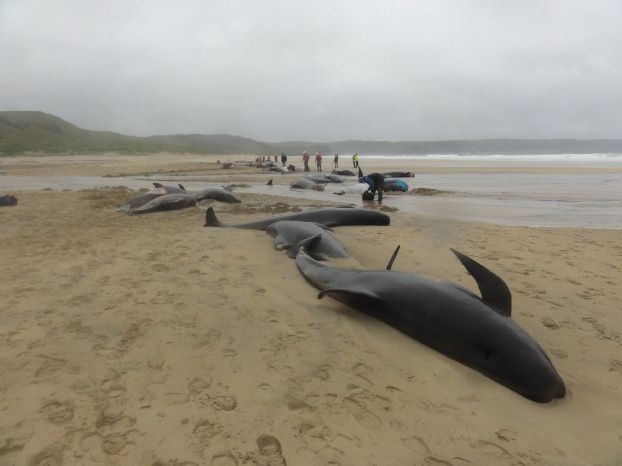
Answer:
450;248;512;316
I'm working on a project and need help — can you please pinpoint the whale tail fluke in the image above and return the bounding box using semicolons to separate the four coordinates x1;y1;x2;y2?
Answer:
204;207;224;227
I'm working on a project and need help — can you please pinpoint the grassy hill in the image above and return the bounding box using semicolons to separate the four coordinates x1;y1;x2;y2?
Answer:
0;111;218;155
0;111;332;156
2;111;621;156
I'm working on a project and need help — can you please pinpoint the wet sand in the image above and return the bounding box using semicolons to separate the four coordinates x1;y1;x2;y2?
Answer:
1;154;621;465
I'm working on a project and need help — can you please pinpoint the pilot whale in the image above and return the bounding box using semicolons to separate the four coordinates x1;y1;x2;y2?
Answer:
204;207;390;230
296;247;566;402
266;220;351;260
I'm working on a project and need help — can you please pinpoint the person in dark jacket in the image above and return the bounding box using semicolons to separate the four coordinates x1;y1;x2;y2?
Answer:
281;153;288;167
358;168;385;202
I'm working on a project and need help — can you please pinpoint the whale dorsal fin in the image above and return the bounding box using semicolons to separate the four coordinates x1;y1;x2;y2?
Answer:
204;207;225;227
386;245;401;270
291;234;323;259
450;248;512;316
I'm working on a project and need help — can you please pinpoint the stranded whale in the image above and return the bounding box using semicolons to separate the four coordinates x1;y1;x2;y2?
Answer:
296;247;566;403
266;220;351;260
204;207;390;230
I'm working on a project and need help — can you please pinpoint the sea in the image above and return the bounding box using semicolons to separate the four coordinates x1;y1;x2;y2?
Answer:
367;153;622;229
2;153;621;229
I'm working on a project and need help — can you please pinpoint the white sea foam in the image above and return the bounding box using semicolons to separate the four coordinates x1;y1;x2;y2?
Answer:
368;153;622;164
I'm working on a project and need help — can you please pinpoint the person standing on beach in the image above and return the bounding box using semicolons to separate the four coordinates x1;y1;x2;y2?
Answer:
315;152;323;171
333;154;339;168
281;153;287;167
352;153;359;168
302;151;310;171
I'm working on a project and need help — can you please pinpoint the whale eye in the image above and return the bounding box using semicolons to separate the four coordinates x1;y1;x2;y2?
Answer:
484;351;494;362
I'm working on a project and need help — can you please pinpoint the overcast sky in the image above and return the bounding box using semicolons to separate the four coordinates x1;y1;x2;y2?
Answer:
1;1;621;141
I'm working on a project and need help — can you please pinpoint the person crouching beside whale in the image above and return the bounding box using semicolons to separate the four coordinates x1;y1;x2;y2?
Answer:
358;168;385;202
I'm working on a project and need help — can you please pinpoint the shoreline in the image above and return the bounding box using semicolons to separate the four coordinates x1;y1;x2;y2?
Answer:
3;152;622;174
2;153;621;229
1;154;621;465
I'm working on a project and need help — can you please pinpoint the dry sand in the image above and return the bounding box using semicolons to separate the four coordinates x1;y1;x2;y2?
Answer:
1;154;621;465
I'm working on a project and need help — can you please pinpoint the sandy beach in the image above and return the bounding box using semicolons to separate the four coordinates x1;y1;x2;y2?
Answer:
1;154;621;465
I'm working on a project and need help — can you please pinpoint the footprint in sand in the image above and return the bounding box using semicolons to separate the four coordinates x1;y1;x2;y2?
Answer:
41;400;76;425
541;317;560;330
352;362;374;387
353;363;369;376
255;434;287;465
401;435;430;455
101;434;127;455
285;395;314;412
314;364;334;380
212;394;238;411
151;263;170;272
188;376;212;394
254;382;273;400
342;396;381;430
550;349;568;359
609;360;622;374
389;420;408;433
496;429;517;442
211;451;239;466
0;431;32;460
477;440;518;464
193;419;222;439
298;420;333;441
162;393;190;405
79;432;103;459
137;385;154;408
107;383;127;398
34;356;67;377
177;312;197;328
353;410;381;430
147;356;166;373
96;403;136;429
28;444;64;466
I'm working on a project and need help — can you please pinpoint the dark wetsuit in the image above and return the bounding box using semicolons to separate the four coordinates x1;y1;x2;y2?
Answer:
359;173;385;201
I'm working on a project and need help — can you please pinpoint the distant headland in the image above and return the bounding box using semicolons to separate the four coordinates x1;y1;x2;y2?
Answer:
2;111;621;156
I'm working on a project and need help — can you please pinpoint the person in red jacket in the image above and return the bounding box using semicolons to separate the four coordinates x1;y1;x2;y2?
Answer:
302;151;311;171
315;152;323;171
